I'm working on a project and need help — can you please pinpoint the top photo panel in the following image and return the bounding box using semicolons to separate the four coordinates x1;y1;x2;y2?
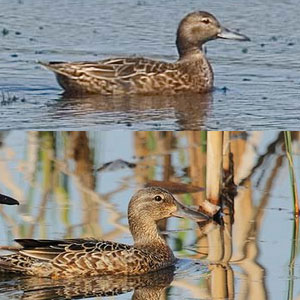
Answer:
0;0;299;130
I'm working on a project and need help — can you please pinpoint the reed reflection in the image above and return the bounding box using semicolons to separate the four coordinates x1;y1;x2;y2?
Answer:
0;132;299;299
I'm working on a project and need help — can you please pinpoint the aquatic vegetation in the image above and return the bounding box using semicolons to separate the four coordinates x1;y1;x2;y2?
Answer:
0;131;300;298
0;92;25;105
284;131;299;215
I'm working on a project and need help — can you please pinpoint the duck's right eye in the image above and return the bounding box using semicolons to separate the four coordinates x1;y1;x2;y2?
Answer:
154;195;163;202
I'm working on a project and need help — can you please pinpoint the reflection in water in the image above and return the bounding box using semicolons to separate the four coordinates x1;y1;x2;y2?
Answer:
55;92;213;130
0;132;299;299
1;0;300;131
0;267;174;299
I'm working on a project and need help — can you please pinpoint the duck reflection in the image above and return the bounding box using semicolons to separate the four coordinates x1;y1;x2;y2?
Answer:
52;92;212;130
0;266;174;300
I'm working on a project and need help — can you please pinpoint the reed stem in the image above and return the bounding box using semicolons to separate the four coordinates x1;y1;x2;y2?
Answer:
206;131;223;205
284;131;299;215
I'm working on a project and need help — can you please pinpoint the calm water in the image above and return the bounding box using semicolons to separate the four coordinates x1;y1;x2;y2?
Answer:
0;131;299;299
0;0;300;130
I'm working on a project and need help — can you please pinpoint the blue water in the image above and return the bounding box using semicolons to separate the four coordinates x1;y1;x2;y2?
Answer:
0;131;299;299
0;0;299;130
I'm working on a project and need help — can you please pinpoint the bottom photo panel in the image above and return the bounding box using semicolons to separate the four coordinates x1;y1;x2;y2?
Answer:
0;131;299;300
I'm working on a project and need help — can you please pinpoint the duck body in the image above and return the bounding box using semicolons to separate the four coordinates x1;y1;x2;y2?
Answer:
0;187;210;278
42;11;249;95
43;55;213;95
0;238;175;277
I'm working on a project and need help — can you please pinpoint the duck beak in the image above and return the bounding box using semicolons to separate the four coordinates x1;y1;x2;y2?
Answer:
171;199;210;222
0;194;19;205
217;26;250;41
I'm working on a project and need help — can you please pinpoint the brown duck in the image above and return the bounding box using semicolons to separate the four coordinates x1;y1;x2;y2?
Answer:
0;187;210;277
41;11;250;95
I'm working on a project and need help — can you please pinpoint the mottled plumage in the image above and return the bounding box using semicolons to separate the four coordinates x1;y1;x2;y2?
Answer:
41;11;250;95
0;187;210;278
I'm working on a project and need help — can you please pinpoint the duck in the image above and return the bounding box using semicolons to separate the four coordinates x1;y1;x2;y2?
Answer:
41;11;250;95
0;187;210;278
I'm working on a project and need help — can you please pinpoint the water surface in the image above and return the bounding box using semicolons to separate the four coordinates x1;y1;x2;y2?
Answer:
0;131;299;299
0;0;299;130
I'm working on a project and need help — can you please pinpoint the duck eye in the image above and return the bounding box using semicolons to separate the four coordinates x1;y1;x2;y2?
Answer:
154;195;163;202
202;18;210;24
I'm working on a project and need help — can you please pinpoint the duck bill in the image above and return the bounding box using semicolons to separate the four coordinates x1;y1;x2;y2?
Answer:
171;200;210;222
0;194;19;205
217;26;250;41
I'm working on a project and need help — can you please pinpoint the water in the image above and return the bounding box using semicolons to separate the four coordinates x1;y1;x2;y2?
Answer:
0;0;299;130
0;131;299;299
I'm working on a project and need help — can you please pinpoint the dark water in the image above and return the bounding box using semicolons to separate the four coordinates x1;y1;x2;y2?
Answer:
0;131;299;299
0;0;299;130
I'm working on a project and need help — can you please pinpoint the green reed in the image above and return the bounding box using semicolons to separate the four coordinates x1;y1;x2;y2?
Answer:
284;131;299;300
284;132;299;214
287;215;299;300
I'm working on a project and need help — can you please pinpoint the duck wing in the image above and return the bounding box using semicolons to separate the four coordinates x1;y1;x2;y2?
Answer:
40;57;180;94
40;57;176;81
0;239;171;276
12;238;132;261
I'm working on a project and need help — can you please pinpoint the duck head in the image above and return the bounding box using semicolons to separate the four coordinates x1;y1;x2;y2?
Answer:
176;11;250;57
128;187;210;223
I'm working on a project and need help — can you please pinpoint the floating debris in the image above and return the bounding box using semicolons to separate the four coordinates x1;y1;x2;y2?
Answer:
1;91;26;105
1;28;9;36
96;159;136;172
221;86;228;94
136;0;147;6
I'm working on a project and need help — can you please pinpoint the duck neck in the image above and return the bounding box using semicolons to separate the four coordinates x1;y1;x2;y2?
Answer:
176;36;205;61
129;216;168;249
178;48;206;62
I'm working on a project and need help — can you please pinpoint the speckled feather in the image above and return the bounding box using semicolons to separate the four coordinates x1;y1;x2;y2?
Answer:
0;238;174;277
41;56;212;95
